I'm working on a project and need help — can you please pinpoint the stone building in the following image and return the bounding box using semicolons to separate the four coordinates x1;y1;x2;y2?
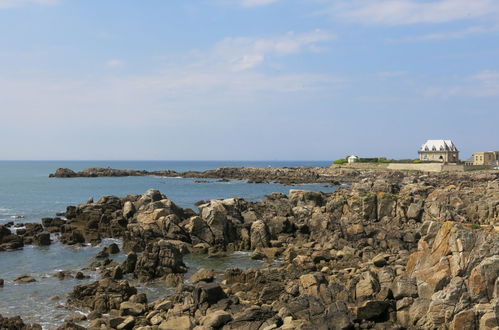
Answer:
472;151;499;166
418;140;459;163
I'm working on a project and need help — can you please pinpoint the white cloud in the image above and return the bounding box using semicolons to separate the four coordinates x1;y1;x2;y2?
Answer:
389;25;499;42
0;0;59;9
106;59;125;68
425;70;499;98
211;30;334;71
240;0;283;7
329;0;499;25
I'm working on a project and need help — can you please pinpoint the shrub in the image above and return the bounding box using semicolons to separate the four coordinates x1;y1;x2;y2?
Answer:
333;159;348;164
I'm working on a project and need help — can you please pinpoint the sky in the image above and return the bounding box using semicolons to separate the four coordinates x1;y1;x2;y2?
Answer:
0;0;498;161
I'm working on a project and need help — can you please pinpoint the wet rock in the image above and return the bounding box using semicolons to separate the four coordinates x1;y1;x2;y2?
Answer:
14;275;36;283
0;279;3;287
108;243;120;254
0;314;42;330
33;232;51;246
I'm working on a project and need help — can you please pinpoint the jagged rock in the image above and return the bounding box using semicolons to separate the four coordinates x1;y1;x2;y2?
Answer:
133;240;186;281
250;220;270;250
189;268;214;284
68;278;137;313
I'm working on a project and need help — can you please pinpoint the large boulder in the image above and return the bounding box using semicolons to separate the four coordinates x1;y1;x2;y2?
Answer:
133;240;186;281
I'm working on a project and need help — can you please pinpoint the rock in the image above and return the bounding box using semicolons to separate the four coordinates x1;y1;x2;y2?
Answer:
250;220;270;250
479;311;498;329
189;268;214;284
193;282;227;306
123;201;136;219
0;279;3;287
0;314;42;330
117;316;135;330
355;271;380;300
449;310;476;330
372;253;389;267
134;240;187;281
201;310;232;328
120;301;146;316
392;277;418;300
108;243;120;254
33;232;51;246
159;316;194;330
68;278;137;313
75;272;86;280
354;300;389;321
14;275;36;283
64;313;87;323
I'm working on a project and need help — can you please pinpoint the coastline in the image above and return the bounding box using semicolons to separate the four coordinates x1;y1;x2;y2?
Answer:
1;168;498;328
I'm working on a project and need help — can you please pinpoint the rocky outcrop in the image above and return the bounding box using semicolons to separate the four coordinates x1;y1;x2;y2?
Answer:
67;278;137;313
0;314;41;330
128;239;187;281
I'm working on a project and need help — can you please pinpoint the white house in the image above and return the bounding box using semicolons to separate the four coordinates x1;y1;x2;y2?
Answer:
347;155;359;163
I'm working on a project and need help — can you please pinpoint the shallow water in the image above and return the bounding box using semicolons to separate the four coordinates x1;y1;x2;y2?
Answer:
0;161;334;328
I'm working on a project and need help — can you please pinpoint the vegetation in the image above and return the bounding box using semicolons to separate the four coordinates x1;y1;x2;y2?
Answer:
332;157;419;164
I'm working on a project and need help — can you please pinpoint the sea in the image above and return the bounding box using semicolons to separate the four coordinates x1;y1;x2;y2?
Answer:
0;161;335;328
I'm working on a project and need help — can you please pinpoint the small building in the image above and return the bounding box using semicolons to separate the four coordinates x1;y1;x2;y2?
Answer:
347;155;359;163
418;140;459;163
472;151;499;166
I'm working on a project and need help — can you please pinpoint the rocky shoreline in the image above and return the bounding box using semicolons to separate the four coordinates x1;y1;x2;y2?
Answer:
1;170;498;329
48;166;373;185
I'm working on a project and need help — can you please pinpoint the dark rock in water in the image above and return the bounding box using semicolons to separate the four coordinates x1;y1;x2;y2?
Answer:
33;232;51;246
54;270;73;280
122;253;137;274
0;225;23;250
14;275;36;283
108;243;120;254
0;278;4;287
87;197;94;204
95;248;109;259
0;314;42;330
75;272;86;280
49;168;77;178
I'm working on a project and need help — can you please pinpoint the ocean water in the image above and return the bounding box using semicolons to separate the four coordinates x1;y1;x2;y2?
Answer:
0;161;334;328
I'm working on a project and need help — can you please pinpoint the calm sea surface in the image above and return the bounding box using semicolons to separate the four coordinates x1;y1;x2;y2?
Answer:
0;161;334;328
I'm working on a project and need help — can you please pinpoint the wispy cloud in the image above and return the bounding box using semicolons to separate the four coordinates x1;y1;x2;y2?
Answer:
389;25;499;42
0;0;59;9
240;0;284;7
425;70;499;98
327;0;499;25
106;59;125;68
208;29;334;71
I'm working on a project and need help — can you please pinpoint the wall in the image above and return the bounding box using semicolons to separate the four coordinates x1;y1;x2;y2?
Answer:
387;163;446;172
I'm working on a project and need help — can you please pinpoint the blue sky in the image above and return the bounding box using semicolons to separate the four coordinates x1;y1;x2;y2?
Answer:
0;0;498;160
